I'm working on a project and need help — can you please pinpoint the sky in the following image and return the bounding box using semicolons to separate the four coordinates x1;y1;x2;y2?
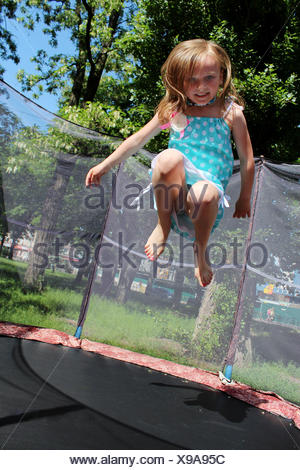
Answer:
3;15;75;114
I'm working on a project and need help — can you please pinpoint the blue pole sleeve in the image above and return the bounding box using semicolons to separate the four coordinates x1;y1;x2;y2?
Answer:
224;364;233;381
74;326;83;339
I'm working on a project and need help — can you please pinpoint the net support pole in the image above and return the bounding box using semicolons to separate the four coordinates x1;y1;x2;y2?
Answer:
223;158;263;381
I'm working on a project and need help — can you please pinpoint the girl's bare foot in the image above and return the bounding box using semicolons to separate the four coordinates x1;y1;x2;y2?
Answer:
145;223;170;260
194;242;213;287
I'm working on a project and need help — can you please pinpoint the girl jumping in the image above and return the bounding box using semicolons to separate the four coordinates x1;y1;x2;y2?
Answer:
86;39;255;287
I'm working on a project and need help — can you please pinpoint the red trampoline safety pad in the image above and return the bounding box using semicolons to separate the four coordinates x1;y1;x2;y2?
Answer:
0;321;299;430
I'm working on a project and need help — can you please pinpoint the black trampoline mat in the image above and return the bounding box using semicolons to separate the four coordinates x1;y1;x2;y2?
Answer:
0;336;299;450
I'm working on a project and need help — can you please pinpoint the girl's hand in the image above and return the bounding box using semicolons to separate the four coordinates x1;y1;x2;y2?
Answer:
85;163;105;187
233;197;251;218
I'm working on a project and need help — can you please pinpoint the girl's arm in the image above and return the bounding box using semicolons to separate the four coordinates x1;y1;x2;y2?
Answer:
231;107;255;218
86;113;162;187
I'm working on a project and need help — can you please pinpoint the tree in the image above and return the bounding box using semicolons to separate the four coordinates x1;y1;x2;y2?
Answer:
0;99;24;257
17;0;127;106
0;0;19;76
10;0;131;290
210;19;299;162
126;0;299;161
192;224;249;365
19;121;117;291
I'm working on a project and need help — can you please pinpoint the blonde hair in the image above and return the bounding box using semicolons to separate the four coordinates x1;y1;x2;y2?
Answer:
157;39;243;124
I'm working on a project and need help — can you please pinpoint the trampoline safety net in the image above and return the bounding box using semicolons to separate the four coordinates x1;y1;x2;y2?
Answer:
0;80;299;406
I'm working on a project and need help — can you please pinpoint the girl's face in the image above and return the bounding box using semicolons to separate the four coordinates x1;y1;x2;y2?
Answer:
184;54;223;106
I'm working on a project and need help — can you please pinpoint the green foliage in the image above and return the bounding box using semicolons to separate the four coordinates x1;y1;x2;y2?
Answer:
236;66;298;160
206;17;299;162
209;21;257;71
60;100;168;154
60;101;135;138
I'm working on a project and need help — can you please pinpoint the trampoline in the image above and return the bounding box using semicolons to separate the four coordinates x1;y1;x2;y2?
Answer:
0;80;300;450
0;334;299;450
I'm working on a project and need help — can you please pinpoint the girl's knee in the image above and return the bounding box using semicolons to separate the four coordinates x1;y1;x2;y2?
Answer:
155;149;184;176
187;181;220;206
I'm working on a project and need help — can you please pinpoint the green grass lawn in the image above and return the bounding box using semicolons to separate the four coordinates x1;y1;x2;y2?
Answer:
0;257;195;365
83;295;195;363
1;256;299;405
0;257;84;334
234;361;300;404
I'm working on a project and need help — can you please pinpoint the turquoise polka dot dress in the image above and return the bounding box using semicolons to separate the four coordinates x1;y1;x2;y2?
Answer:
151;100;236;241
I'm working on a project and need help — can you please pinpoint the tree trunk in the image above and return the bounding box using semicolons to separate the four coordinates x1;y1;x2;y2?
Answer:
192;279;216;342
234;337;253;366
145;274;153;296
0;233;6;256
83;8;122;103
73;264;89;285
172;267;185;309
0;157;8;258
232;276;256;367
116;263;136;304
68;1;88;106
94;262;117;296
69;54;87;106
8;237;16;260
23;155;76;291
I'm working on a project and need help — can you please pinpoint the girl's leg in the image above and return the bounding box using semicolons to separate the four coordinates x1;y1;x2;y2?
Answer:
186;181;219;287
145;149;186;260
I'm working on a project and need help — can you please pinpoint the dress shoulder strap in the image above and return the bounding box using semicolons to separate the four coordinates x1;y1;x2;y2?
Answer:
160;111;190;139
222;97;244;119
